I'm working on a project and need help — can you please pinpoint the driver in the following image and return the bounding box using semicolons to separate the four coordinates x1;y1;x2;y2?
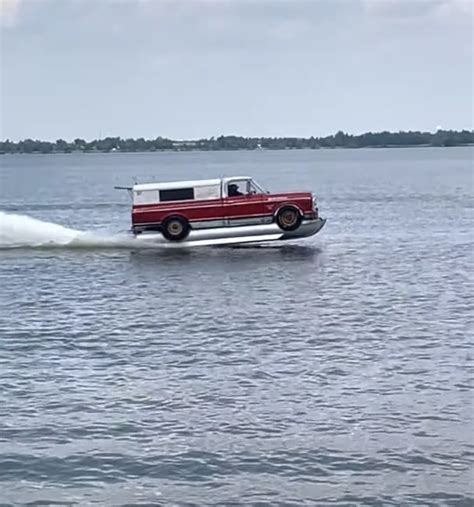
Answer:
228;183;243;197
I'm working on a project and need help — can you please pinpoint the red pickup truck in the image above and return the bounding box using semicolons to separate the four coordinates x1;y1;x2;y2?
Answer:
119;176;325;244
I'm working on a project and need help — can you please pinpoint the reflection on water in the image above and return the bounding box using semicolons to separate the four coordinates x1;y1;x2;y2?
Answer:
130;243;323;263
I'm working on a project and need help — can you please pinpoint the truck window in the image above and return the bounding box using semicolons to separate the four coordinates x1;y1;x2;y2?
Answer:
228;180;249;197
159;188;194;202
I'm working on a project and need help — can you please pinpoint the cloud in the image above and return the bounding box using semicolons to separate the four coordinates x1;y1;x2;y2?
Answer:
364;0;442;17
3;0;471;32
434;0;474;17
363;0;473;19
0;0;23;26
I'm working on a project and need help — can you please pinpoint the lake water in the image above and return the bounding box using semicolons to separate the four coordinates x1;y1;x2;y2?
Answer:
0;147;473;506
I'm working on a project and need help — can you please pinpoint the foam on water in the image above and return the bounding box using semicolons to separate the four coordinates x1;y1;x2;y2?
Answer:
0;212;138;249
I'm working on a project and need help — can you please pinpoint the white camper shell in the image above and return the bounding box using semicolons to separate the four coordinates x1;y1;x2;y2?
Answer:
131;177;266;206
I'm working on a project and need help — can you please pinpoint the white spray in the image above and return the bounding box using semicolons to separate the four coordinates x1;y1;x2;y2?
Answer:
0;212;139;249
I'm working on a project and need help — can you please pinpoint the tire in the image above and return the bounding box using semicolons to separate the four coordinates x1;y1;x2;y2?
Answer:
276;206;302;231
162;216;190;241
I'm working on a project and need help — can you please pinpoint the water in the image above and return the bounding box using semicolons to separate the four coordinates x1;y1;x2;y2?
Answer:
0;148;473;506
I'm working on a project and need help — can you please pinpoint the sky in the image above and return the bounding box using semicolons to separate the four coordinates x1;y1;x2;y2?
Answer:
0;0;472;141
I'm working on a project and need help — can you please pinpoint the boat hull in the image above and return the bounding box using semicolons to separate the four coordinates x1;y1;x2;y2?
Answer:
132;218;326;247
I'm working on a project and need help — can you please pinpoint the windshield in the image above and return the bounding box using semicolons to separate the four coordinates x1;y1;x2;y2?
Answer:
250;179;266;194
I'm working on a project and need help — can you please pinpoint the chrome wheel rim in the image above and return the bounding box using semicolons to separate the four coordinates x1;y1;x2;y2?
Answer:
169;221;183;236
281;210;297;227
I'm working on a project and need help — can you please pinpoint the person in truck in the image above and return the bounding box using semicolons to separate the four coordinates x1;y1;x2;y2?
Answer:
228;183;243;197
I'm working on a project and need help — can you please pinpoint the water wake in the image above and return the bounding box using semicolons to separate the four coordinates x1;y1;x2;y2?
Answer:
0;212;138;249
0;212;305;251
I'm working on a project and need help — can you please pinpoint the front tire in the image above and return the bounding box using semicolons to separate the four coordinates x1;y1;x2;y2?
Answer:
162;216;190;241
276;206;302;231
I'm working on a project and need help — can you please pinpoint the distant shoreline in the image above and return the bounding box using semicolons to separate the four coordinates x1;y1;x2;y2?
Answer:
1;130;472;154
1;144;473;156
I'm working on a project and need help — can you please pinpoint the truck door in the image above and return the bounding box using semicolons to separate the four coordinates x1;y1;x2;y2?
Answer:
223;179;267;227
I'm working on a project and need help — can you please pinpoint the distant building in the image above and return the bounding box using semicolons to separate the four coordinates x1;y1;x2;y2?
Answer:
172;141;198;150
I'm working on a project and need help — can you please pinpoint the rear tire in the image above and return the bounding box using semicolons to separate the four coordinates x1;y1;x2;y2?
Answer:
276;206;302;231
162;216;190;241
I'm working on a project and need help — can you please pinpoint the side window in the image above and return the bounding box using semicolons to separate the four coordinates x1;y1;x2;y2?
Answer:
159;188;194;202
227;180;249;197
134;189;159;205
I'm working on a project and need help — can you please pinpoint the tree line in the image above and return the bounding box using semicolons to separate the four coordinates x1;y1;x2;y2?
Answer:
1;130;472;154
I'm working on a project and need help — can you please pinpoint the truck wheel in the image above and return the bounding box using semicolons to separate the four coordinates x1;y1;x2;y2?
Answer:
162;216;190;241
276;206;302;231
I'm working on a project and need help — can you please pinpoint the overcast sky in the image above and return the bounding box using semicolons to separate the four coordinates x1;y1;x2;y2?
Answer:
0;0;472;141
